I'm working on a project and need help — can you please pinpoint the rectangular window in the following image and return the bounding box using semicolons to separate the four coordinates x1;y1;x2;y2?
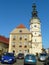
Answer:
13;35;16;40
24;42;27;45
19;45;22;47
35;39;36;42
19;50;22;53
12;42;15;45
12;45;15;47
24;45;27;48
19;42;22;45
24;50;28;53
19;35;22;40
12;42;15;47
24;35;27;38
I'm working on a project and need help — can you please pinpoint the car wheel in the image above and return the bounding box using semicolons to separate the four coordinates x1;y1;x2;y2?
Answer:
24;63;26;65
34;64;37;65
44;63;47;65
1;62;4;64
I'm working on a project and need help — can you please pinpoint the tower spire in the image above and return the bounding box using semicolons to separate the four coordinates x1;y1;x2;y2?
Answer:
32;3;38;17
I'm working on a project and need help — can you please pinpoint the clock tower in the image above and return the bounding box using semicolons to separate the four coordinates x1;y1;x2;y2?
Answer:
30;3;42;54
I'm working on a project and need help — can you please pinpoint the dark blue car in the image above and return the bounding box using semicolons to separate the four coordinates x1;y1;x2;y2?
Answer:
1;52;16;64
24;54;37;65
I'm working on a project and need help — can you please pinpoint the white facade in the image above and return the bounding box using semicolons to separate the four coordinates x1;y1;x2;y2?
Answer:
30;18;42;54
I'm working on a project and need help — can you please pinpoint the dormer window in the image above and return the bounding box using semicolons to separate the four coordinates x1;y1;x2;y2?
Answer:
19;30;22;32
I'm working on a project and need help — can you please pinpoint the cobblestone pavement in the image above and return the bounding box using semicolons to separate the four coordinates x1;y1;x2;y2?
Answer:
0;59;44;65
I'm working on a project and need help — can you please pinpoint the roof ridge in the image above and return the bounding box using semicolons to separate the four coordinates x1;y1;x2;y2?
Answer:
16;24;26;28
0;35;9;44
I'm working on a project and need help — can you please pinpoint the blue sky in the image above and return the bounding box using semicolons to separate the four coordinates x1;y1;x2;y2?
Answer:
0;0;49;49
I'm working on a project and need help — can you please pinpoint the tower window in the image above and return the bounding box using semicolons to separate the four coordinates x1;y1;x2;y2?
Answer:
35;32;36;34
34;25;37;27
35;39;36;42
39;34;41;36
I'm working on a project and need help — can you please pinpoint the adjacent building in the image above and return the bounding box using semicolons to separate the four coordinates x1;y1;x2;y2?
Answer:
9;24;32;55
0;35;9;54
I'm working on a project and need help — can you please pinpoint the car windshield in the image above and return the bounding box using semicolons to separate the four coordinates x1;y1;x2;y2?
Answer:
3;53;14;56
18;53;24;56
40;54;47;56
25;54;36;59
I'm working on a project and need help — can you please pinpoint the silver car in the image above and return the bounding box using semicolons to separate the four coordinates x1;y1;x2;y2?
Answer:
38;53;47;62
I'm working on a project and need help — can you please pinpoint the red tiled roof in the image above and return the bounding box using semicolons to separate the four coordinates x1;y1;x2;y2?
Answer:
0;35;9;44
17;24;26;28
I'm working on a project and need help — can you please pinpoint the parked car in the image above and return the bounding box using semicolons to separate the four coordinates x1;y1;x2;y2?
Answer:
44;56;49;65
24;54;37;65
38;53;47;62
1;52;16;64
17;53;24;59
